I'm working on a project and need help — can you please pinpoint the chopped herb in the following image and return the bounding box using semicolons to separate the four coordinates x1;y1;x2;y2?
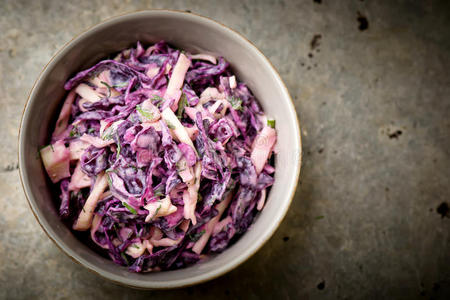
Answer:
115;131;122;157
127;231;133;239
113;82;129;88
152;95;164;102
106;172;113;187
213;137;219;142
69;125;80;137
177;93;188;119
315;216;325;220
100;81;112;97
120;252;129;265
136;105;154;121
50;144;54;152
132;244;140;249
122;201;137;215
197;194;203;202
154;191;164;197
229;96;243;111
151;205;162;220
102;126;114;140
188;229;206;242
152;95;165;108
36;145;46;159
102;132;113;141
87;128;96;134
165;119;176;129
267;119;276;128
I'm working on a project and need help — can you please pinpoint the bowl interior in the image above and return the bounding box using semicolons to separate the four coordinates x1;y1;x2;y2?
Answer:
19;11;301;288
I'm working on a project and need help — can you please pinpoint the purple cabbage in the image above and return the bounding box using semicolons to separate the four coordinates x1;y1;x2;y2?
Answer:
80;146;109;176
45;41;276;273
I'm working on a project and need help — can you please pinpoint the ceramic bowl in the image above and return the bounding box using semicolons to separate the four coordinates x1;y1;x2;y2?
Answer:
18;10;301;289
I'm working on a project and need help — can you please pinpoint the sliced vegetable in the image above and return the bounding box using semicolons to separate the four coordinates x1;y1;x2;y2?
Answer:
73;172;108;231
40;140;70;183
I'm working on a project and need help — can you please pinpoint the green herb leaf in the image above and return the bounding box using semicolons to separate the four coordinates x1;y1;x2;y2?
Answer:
229;96;243;111
177;93;188;119
188;229;206;242
150;204;162;220
152;95;164;101
36;145;47;159
315;216;325;220
115;131;122;157
50;144;54;152
100;81;112;97
102;130;113;141
106;173;113;187
120;252;129;265
69;125;81;137
154;191;164;197
152;95;165;102
165;119;176;130
113;81;129;88
267;119;276;128
136;104;154;121
132;244;140;249
102;123;115;140
87;128;96;134
152;95;165;108
122;201;137;215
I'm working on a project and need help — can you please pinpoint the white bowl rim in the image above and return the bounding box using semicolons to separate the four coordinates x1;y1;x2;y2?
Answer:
18;9;302;289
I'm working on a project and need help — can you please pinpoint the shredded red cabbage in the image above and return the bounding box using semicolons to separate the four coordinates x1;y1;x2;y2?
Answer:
40;41;277;272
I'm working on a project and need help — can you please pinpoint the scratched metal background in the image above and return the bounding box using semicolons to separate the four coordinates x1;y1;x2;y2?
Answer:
1;0;449;299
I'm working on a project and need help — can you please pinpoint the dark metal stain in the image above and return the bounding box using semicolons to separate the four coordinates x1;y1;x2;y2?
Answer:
317;281;326;290
357;12;369;31
3;162;18;172
283;236;290;242
437;202;449;218
388;130;402;139
313;0;321;3
310;34;322;50
318;148;324;154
